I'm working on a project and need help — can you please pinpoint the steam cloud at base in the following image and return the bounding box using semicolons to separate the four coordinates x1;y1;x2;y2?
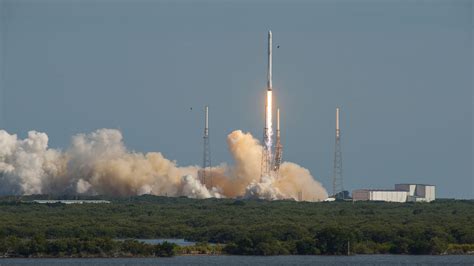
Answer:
0;129;328;201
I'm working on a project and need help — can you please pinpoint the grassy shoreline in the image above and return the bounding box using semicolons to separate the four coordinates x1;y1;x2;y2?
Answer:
0;240;473;258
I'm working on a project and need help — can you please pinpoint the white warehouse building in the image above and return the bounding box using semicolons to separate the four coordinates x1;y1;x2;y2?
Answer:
395;184;435;202
352;189;408;203
352;184;435;203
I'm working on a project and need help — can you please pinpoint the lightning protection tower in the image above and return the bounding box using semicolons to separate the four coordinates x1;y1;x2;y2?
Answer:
201;106;212;188
332;107;344;198
273;108;283;175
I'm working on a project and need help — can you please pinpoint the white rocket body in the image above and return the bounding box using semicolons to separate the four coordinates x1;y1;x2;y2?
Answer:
267;31;272;90
265;31;273;132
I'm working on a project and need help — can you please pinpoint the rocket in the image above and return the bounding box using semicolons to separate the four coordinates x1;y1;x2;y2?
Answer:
267;30;272;90
261;30;274;178
264;30;273;142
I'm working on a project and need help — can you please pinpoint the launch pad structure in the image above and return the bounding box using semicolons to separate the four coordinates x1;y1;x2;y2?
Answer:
200;105;212;188
273;108;283;174
332;107;344;198
200;31;283;188
197;31;344;201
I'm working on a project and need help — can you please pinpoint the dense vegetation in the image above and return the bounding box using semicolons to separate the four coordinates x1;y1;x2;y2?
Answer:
0;237;177;258
0;195;472;257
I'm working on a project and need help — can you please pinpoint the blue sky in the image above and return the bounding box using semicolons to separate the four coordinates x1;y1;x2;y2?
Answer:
0;0;472;198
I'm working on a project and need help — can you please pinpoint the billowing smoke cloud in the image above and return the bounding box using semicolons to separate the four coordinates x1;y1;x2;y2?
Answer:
0;128;328;201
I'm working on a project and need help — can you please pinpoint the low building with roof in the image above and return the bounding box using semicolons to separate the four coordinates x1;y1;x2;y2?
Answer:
352;184;435;203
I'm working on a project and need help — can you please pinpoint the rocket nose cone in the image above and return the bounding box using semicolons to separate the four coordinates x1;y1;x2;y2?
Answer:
268;30;272;36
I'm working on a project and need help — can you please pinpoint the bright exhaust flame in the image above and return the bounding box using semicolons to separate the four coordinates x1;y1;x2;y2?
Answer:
266;90;273;153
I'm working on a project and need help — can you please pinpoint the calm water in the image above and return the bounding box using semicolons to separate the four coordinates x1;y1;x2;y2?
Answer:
0;255;472;266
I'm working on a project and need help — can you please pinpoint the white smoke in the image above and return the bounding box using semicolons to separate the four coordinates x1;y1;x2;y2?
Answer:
0;130;64;195
0;128;328;201
76;179;92;194
245;175;284;200
182;175;223;199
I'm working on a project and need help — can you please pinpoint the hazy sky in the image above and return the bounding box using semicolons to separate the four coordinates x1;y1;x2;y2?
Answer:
1;0;472;198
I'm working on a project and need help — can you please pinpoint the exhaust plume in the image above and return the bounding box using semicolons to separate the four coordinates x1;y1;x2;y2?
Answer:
0;128;328;201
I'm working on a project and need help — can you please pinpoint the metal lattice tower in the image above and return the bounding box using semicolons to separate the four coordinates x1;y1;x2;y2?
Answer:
201;106;212;188
332;107;344;198
273;108;283;175
261;121;272;179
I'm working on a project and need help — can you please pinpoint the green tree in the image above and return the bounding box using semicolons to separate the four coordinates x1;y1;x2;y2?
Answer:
314;227;351;255
154;241;176;257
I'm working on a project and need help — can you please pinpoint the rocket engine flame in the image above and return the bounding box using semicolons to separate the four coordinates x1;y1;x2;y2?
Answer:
265;90;273;152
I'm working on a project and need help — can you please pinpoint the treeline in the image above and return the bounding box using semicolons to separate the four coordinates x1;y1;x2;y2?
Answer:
0;196;472;256
223;226;461;255
0;236;176;258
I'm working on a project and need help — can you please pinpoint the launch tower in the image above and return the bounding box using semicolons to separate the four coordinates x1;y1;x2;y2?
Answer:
201;106;212;187
332;107;344;198
273;108;283;175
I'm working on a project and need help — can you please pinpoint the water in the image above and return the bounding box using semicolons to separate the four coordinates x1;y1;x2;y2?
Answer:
0;255;472;266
